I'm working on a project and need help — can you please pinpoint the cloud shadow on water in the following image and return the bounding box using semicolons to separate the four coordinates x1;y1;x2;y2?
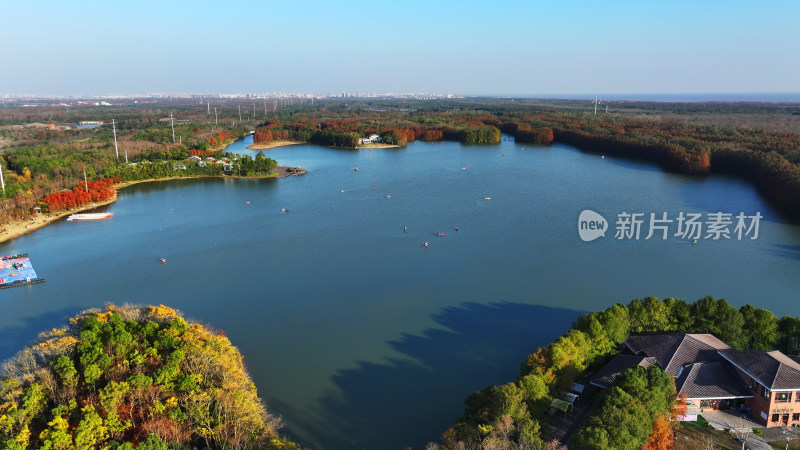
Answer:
279;301;584;449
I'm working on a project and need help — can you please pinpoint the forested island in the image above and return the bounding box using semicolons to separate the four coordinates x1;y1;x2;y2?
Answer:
0;304;298;449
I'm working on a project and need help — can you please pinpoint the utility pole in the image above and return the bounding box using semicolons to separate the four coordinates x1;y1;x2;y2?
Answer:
207;102;210;114
214;107;218;125
170;112;175;143
112;119;119;160
238;105;242;123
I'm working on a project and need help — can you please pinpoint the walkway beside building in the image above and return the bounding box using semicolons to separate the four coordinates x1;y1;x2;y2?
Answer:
701;410;800;450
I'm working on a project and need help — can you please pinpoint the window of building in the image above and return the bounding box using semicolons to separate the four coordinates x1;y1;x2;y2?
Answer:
793;413;800;421
795;392;800;402
776;392;791;403
772;414;780;422
762;387;771;400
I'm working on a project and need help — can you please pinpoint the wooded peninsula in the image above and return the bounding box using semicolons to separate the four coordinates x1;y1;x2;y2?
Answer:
434;295;800;449
0;304;299;449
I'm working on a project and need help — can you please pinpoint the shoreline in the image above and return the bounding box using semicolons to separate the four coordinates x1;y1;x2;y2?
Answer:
355;143;400;149
0;166;305;245
1;196;118;245
246;140;400;150
247;140;304;150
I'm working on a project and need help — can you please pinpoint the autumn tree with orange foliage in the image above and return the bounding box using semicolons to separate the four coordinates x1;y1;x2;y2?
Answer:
207;131;234;148
643;414;675;450
41;177;118;212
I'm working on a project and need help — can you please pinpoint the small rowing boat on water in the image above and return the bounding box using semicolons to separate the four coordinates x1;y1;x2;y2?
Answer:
66;212;114;221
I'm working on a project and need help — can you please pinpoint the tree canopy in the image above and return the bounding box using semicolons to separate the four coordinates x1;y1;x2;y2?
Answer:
0;304;297;450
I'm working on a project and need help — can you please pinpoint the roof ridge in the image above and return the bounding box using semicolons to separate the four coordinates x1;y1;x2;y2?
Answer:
769;350;800;372
686;333;730;349
665;334;690;374
772;358;800;389
678;362;704;391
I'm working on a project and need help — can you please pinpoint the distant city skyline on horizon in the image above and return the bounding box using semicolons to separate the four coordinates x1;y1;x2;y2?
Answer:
2;92;799;104
2;0;797;97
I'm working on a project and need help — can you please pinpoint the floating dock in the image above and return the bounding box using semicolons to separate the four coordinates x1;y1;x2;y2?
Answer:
1;254;45;289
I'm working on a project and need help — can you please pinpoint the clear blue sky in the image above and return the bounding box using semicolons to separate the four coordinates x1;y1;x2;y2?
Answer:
2;0;797;96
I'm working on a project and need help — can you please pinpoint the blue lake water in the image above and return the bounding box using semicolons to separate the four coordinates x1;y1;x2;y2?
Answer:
1;135;799;448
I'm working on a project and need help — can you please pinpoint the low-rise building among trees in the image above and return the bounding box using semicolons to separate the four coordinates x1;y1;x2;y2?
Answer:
592;331;800;428
358;134;382;145
719;349;800;427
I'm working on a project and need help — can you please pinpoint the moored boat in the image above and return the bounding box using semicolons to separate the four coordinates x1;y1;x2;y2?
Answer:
66;212;114;221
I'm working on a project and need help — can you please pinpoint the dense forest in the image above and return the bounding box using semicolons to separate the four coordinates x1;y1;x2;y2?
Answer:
431;295;800;449
0;304;298;450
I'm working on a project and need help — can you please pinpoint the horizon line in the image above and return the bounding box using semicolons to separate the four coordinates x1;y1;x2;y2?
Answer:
1;91;799;103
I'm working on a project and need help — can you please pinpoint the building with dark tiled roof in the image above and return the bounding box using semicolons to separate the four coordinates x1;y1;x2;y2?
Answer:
589;355;657;389
624;332;730;376
674;362;753;411
616;333;750;414
591;332;800;427
718;350;800;427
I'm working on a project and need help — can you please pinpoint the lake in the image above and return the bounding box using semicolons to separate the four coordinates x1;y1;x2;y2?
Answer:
1;135;799;448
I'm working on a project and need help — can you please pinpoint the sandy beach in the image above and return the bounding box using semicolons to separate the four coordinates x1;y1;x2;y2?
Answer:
0;167;306;245
356;143;400;149
246;140;304;150
0;196;118;245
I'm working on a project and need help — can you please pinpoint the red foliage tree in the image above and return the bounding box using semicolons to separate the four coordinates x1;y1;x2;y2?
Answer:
41;178;117;212
643;414;674;450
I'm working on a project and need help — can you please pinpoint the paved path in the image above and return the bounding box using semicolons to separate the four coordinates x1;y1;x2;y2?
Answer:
701;410;800;450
